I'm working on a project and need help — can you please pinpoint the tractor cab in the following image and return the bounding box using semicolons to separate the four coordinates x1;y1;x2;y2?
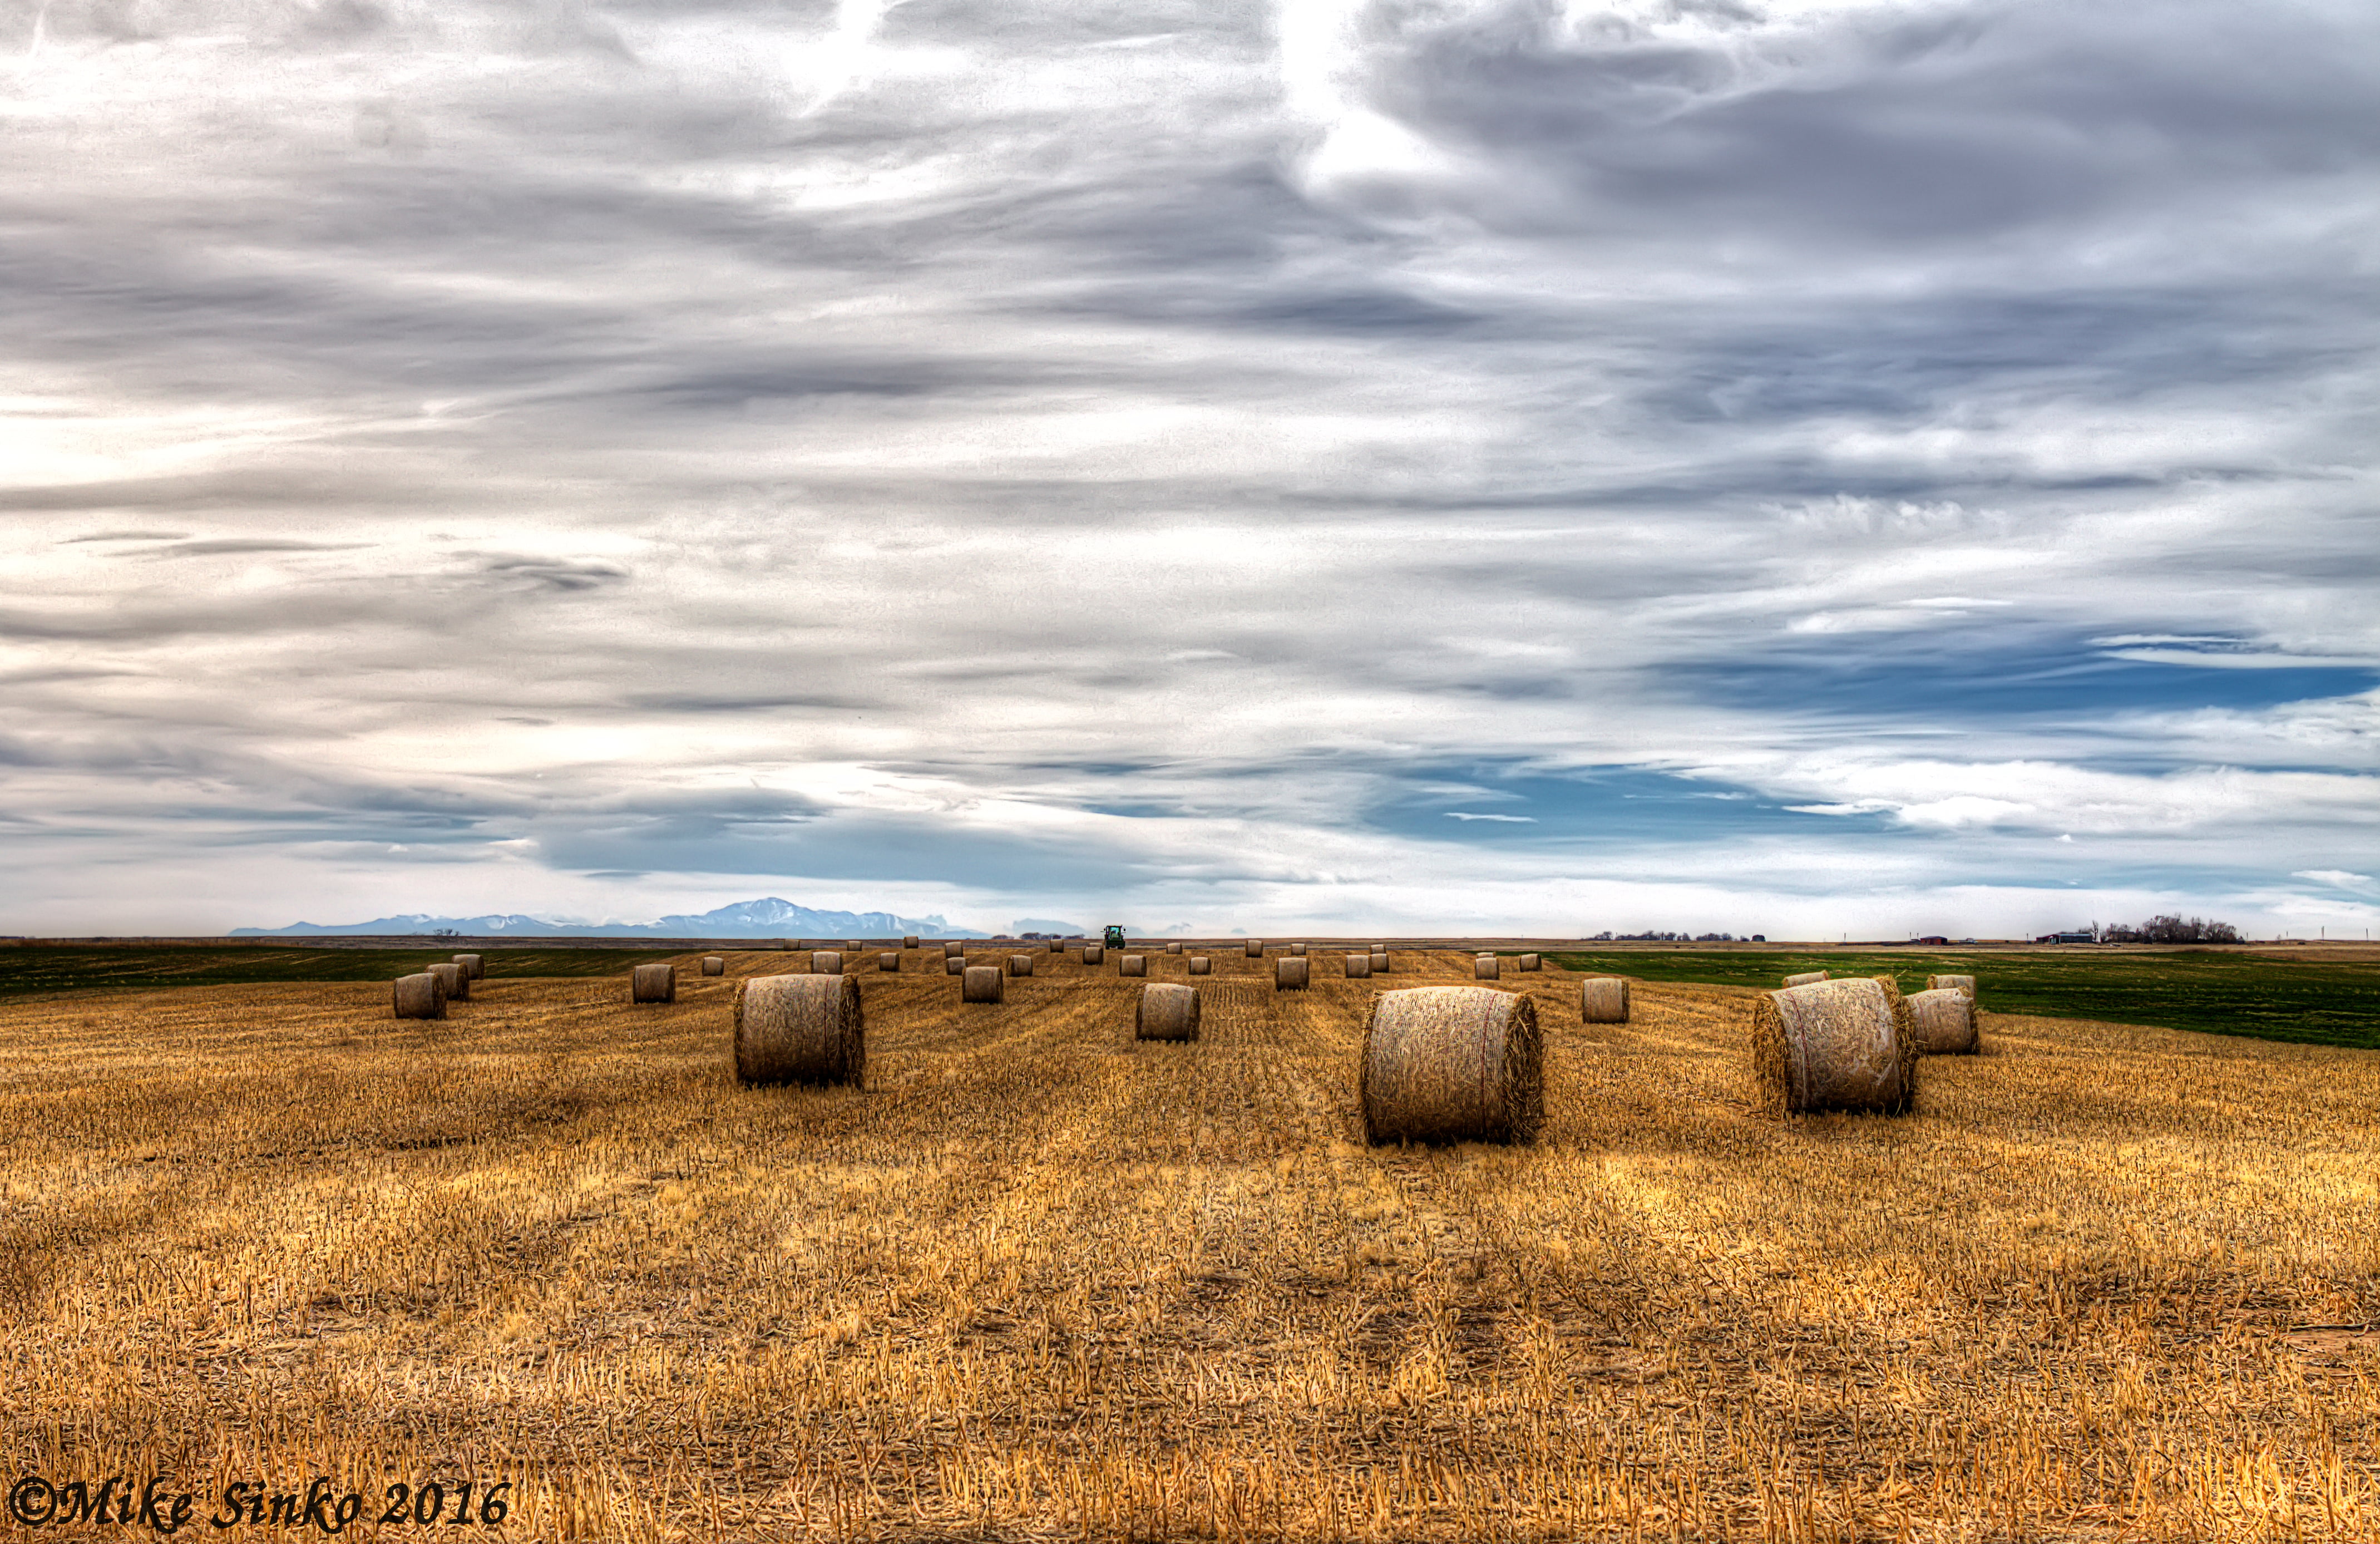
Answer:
1103;924;1126;949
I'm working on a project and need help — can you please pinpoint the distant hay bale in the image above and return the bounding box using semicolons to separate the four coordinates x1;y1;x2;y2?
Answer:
1290;943;1307;957
1276;956;1308;991
844;940;863;951
1120;954;1147;977
944;954;965;975
878;951;901;972
392;972;445;1020
1246;939;1264;958
1474;954;1500;980
1188;955;1211;975
811;950;844;975
700;955;725;976
1084;944;1105;966
734;973;863;1087
945;941;965;958
1908;987;1979;1054
1580;976;1630;1024
1134;983;1201;1042
1166;941;1182;954
1008;954;1034;976
1783;970;1829;988
903;935;919;949
1360;986;1542;1145
1370;951;1389;974
1517;953;1540;972
1344;952;1372;978
1749;976;1917;1116
429;962;470;1002
962;965;1004;1004
452;953;483;981
1927;973;1977;1002
631;963;675;1004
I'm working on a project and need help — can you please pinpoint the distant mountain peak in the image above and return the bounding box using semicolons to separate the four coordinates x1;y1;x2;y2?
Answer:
230;897;982;938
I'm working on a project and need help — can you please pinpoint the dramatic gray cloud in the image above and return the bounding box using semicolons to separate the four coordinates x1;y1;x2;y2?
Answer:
1;0;2374;937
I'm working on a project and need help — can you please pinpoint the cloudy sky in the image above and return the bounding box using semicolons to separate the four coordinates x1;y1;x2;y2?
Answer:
4;0;2376;939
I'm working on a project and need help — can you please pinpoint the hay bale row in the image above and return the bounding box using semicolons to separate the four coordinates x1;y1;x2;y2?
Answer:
735;974;862;1087
1134;983;1200;1042
1750;976;1915;1116
1580;976;1630;1023
393;973;446;1019
631;963;674;1003
1360;986;1541;1145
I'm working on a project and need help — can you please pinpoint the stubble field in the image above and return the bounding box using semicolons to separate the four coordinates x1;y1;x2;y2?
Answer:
2;945;2376;1541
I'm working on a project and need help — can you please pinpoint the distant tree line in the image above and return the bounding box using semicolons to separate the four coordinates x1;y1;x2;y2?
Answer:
1586;931;1757;943
2096;915;2240;944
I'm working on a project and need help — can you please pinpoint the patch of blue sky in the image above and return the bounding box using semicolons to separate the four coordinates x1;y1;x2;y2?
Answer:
1366;763;1799;846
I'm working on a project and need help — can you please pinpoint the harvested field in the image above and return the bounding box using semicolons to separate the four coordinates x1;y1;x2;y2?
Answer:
2;945;2376;1541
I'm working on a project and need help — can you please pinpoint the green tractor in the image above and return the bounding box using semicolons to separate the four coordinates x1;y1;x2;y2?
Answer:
1103;924;1127;950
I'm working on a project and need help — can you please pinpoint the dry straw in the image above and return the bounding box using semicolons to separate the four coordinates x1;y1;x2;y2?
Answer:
1344;952;1372;979
1360;986;1543;1145
734;973;863;1087
392;973;445;1020
631;963;675;1004
1120;954;1147;978
1908;987;1979;1054
1474;954;1500;980
878;951;900;972
1188;956;1211;975
452;953;483;980
429;962;470;1002
811;950;844;976
1928;973;1978;1002
1134;983;1201;1042
1518;953;1540;972
961;965;1003;1004
700;955;725;977
1783;969;1829;988
1276;956;1308;991
1083;944;1105;966
1580;976;1630;1024
1246;939;1264;958
1007;954;1034;976
1750;975;1917;1116
943;955;965;976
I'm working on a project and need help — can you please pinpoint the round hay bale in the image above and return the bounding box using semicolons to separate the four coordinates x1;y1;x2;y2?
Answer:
452;953;484;980
734;973;863;1087
1120;954;1147;978
903;935;919;949
1580;976;1630;1024
392;972;446;1020
844;939;863;952
1344;952;1372;979
1749;976;1917;1116
1134;983;1201;1042
700;955;726;976
878;951;900;972
962;965;1004;1004
1166;941;1183;955
1370;951;1389;974
811;950;844;975
1908;987;1979;1054
944;941;965;958
1245;939;1264;958
1008;953;1035;977
1783;969;1829;988
1290;943;1307;957
1276;956;1308;991
1083;944;1105;966
1517;953;1540;972
1927;973;1977;1002
631;963;675;1004
429;961;470;1002
1360;986;1542;1145
944;954;965;975
1188;955;1211;975
1474;954;1500;980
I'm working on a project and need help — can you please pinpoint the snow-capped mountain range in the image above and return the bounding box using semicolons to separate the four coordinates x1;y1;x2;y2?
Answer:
228;897;1084;939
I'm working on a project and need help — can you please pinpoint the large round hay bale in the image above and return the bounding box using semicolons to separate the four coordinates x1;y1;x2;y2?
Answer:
1276;956;1308;990
700;955;725;976
1360;986;1542;1145
1083;944;1105;966
1188;955;1210;975
878;951;900;972
962;965;1003;1004
1580;976;1630;1023
1370;950;1389;974
1474;954;1500;980
1344;952;1371;979
1908;987;1979;1054
903;935;919;950
1245;939;1263;958
1120;954;1147;977
1134;983;1200;1042
1008;953;1034;977
1783;969;1829;988
1927;973;1977;1002
734;973;863;1087
1290;942;1306;957
1166;941;1182;955
392;972;446;1019
429;961;470;1002
944;954;965;975
1750;976;1916;1116
811;950;844;975
452;953;484;980
1517;953;1540;972
944;941;965;958
631;963;675;1004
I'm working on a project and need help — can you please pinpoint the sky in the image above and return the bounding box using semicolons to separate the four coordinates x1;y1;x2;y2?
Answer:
2;0;2376;940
